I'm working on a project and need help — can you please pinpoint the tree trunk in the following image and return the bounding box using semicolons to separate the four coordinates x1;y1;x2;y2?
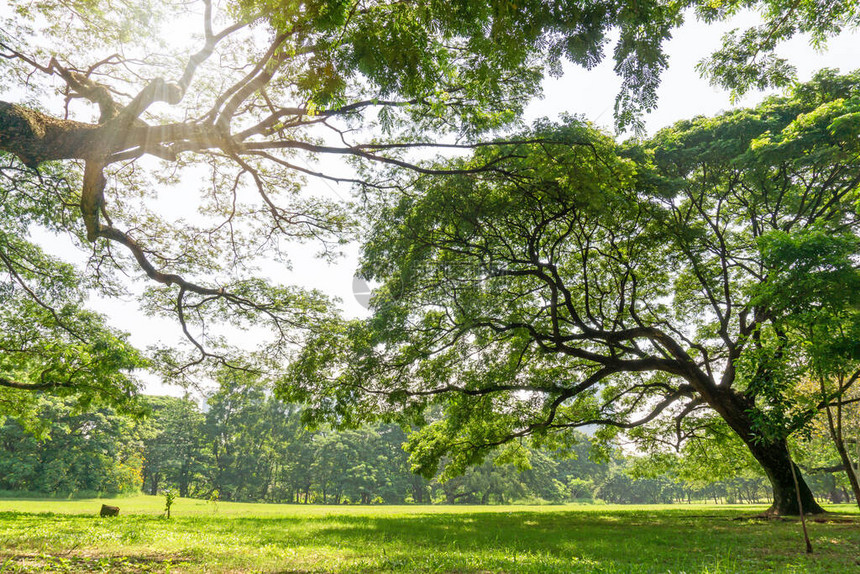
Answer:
260;474;271;502
745;438;824;515
179;467;189;498
832;442;860;508
698;385;824;515
822;384;860;509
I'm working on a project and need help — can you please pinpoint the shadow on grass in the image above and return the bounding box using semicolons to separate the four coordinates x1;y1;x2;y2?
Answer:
0;553;189;573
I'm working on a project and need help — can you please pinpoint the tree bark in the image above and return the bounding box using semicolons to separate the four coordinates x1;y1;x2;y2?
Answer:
0;102;100;166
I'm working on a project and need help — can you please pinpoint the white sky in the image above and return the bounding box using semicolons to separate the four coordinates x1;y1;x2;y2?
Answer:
9;5;859;395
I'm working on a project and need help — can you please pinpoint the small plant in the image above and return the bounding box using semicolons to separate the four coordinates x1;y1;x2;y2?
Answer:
207;489;220;513
164;488;177;519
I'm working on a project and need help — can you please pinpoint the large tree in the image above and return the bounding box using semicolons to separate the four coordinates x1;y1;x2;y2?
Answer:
285;70;860;515
1;0;858;393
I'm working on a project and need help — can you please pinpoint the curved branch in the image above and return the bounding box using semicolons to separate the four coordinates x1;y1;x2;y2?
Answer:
565;387;693;430
96;225;222;296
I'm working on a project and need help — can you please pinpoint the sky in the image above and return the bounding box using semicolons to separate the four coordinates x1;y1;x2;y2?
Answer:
8;4;859;396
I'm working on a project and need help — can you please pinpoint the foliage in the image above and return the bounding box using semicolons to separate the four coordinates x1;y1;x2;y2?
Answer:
0;397;144;495
7;391;854;506
140;395;210;498
0;160;146;417
0;0;857;398
0;387;696;506
141;386;618;505
793;422;860;504
163;487;177;518
698;0;860;99
3;389;858;506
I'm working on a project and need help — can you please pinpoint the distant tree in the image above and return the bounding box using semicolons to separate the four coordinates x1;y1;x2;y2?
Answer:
141;395;209;498
277;413;318;504
0;390;631;505
595;471;678;505
435;456;531;505
595;474;635;504
0;397;143;495
312;425;416;504
139;396;175;495
204;372;273;500
567;478;595;501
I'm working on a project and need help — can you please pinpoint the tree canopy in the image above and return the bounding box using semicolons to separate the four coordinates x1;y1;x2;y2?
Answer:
2;0;858;405
284;70;860;514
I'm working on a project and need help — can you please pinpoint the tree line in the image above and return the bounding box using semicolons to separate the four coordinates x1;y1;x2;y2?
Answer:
1;385;856;506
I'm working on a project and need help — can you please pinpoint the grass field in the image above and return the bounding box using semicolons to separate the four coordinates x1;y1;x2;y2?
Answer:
0;496;858;573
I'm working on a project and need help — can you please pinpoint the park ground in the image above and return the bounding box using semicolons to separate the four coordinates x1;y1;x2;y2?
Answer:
0;496;858;573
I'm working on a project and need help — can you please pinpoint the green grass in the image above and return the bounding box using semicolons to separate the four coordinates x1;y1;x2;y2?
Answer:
0;496;858;573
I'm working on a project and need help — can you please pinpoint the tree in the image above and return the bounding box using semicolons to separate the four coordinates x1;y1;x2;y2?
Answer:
0;396;144;495
139;396;176;495
1;0;858;392
286;70;860;515
203;369;293;501
141;394;210;497
753;225;860;507
793;423;859;504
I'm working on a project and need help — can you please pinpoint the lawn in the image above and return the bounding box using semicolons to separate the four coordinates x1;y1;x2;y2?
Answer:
0;496;858;573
